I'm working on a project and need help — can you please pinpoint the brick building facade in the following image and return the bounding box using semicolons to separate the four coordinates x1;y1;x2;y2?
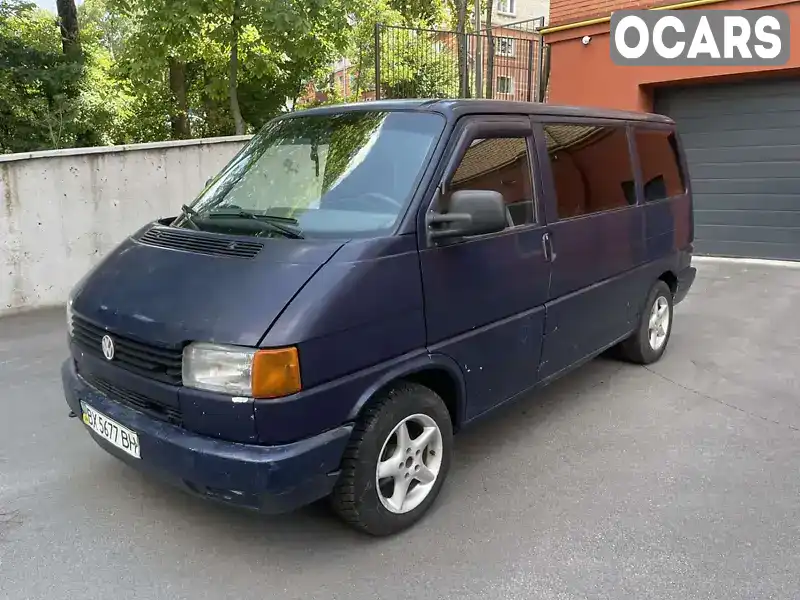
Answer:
542;0;800;111
541;0;800;260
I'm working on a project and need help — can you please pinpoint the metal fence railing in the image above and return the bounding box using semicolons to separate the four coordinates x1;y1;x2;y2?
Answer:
374;17;546;103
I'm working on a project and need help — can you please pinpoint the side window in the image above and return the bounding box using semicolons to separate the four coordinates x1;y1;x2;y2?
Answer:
543;123;635;220
446;136;536;227
634;128;686;202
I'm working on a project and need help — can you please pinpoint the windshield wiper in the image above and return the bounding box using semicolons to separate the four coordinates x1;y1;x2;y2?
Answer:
179;204;201;230
206;209;304;239
258;214;300;225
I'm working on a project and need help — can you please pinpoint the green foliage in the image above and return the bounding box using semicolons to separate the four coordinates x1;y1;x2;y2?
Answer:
72;41;137;145
0;1;81;151
0;0;454;154
379;29;459;99
105;0;355;136
0;0;142;151
381;51;459;99
388;0;447;26
320;112;384;192
325;0;456;104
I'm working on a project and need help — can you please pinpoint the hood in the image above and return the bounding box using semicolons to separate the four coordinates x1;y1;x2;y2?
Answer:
70;224;345;347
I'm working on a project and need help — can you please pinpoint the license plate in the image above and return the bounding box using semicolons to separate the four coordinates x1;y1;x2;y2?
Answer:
81;402;141;459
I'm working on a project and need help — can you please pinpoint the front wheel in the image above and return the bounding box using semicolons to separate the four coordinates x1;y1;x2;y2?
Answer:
618;280;674;364
330;382;453;536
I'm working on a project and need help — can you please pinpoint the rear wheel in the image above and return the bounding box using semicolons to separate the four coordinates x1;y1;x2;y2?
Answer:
330;382;453;536
618;280;674;365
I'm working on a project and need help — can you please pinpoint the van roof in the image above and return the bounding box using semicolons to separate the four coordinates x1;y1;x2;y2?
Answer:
290;98;674;125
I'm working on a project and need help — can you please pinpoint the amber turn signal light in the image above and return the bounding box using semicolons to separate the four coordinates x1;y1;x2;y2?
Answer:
251;347;302;399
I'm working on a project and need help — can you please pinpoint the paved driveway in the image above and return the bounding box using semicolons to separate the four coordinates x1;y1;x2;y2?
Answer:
2;259;799;600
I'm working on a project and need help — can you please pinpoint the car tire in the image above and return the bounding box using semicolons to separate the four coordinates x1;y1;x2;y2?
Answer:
330;381;453;537
618;280;674;365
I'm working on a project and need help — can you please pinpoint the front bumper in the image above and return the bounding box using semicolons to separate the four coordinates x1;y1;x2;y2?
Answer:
61;359;352;514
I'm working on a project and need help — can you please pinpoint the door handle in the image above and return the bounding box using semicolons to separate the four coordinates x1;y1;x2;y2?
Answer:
542;232;556;262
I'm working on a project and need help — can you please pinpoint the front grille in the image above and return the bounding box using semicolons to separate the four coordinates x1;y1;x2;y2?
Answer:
82;373;183;426
71;315;183;385
138;226;263;259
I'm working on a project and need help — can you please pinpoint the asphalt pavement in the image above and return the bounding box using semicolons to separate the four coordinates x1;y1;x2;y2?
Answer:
2;258;800;600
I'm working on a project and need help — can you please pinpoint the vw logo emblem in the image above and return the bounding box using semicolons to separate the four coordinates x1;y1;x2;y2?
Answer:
101;335;115;361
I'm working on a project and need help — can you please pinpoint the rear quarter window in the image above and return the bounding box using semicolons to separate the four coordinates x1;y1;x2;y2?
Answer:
634;128;687;202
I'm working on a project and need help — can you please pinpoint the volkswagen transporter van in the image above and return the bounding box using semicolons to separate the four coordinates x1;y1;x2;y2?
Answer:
62;99;697;536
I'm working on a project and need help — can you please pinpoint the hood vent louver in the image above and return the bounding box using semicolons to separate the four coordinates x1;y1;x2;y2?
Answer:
138;226;263;259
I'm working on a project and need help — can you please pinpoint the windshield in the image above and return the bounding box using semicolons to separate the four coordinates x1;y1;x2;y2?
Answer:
172;110;445;240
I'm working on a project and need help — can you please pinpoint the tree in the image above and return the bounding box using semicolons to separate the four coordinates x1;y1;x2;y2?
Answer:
106;0;353;139
219;0;353;132
341;0;454;103
387;0;442;26
379;31;458;99
56;0;81;59
2;0;178;151
105;0;215;139
2;0;402;152
344;0;401;102
0;0;83;152
227;0;245;134
78;0;130;59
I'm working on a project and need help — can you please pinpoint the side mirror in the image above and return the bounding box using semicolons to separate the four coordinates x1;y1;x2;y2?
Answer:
427;190;508;242
205;176;214;187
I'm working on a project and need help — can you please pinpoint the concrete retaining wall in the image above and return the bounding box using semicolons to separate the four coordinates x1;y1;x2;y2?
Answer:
0;136;252;316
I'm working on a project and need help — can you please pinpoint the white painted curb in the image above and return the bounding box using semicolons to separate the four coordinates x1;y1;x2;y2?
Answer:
693;256;800;269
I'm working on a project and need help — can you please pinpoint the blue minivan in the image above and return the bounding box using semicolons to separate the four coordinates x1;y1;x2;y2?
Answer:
62;99;696;536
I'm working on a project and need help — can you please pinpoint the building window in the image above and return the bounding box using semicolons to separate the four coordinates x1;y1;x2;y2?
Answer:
495;37;515;56
496;0;515;15
497;76;513;95
634;128;687;201
543;124;635;220
448;136;536;227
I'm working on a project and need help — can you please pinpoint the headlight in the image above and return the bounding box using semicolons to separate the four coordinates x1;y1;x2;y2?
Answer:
182;342;302;399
